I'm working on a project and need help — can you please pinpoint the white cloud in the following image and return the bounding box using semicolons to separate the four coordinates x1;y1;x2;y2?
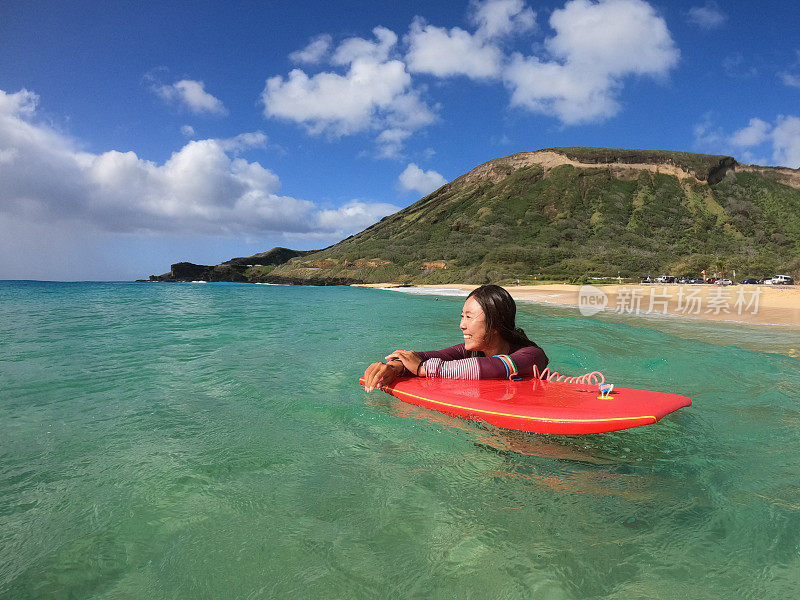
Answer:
0;147;18;164
0;88;395;240
181;124;195;137
0;87;38;116
156;79;228;116
289;34;332;64
403;0;534;80
778;49;800;88
504;54;620;123
771;116;800;168
382;89;436;132
405;18;503;79
470;0;536;40
735;150;771;166
398;163;447;195
262;59;414;136
332;27;397;65
545;0;678;77
263;0;678;141
216;131;268;153
687;2;726;29
694;113;800;169
780;72;800;88
262;27;435;156
315;200;400;236
730;118;770;147
503;0;679;124
376;128;412;159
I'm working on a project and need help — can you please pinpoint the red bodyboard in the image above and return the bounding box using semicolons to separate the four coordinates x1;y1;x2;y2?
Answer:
359;376;691;435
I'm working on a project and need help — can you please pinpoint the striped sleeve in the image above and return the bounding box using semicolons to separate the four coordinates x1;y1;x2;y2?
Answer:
416;343;548;380
423;357;481;379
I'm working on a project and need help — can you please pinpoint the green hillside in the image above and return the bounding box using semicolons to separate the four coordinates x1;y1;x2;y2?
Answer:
260;148;800;285
149;147;800;285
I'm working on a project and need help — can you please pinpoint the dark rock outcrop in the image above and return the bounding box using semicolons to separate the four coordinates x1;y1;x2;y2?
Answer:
147;247;319;283
706;156;738;184
149;262;215;282
221;247;312;268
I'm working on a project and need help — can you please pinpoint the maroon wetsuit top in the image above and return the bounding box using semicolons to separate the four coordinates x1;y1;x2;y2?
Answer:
414;343;548;379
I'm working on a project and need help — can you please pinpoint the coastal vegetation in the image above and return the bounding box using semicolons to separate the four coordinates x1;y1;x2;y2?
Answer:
149;147;800;285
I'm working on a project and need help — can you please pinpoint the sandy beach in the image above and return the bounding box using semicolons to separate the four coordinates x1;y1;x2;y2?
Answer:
357;282;800;328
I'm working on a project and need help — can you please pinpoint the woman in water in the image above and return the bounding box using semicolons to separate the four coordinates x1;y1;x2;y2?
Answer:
363;284;548;392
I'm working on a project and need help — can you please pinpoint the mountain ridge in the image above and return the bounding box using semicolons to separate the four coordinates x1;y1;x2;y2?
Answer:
146;147;800;285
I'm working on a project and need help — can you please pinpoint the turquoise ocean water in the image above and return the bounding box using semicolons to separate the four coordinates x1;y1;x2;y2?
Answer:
1;281;799;599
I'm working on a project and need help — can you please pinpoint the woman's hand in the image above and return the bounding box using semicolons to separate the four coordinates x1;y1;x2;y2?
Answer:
362;360;404;392
385;350;425;377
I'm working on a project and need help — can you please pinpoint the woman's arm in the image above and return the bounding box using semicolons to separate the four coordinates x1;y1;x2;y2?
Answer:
366;344;549;385
364;346;465;391
382;344;471;379
422;345;548;380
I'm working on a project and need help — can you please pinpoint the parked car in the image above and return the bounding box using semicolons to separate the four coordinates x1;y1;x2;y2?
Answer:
690;278;704;284
677;276;693;284
655;275;676;283
706;277;719;284
771;275;795;285
716;278;733;286
741;278;759;284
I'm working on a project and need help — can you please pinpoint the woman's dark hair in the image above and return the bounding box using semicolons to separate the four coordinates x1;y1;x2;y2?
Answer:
467;284;538;352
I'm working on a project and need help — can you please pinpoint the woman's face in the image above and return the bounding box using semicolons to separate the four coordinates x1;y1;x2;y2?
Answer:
460;296;491;351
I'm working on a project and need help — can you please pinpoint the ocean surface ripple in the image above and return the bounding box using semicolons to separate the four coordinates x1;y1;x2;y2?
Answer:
1;281;799;599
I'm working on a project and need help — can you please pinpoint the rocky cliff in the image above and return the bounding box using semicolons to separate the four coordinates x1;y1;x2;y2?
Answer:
148;247;314;282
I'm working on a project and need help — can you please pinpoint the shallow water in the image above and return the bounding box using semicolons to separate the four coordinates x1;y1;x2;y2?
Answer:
1;281;799;599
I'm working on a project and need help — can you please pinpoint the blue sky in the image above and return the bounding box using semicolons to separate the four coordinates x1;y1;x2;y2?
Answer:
1;0;798;280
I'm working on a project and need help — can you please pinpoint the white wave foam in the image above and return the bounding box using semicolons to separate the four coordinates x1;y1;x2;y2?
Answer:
378;286;470;297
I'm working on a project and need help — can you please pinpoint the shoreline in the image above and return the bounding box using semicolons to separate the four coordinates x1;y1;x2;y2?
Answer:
355;282;800;329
